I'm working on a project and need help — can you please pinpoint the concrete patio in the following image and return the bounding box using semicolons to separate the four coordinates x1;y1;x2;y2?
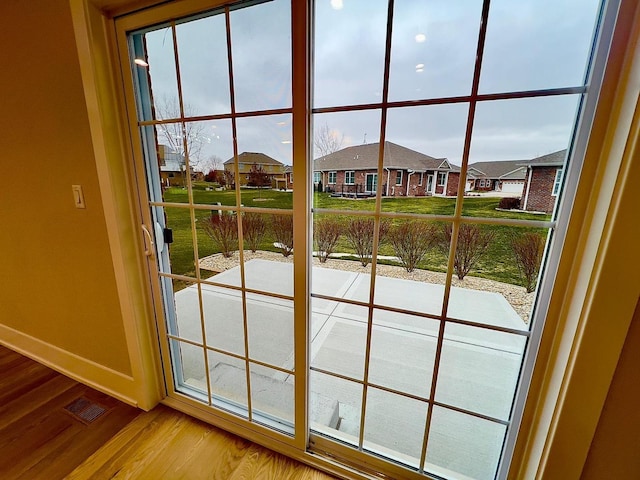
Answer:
172;259;527;480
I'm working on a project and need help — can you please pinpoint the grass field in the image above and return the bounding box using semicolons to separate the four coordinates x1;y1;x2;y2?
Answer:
161;184;550;287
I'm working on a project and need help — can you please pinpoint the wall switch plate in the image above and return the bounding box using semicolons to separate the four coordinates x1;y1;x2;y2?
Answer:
72;185;86;209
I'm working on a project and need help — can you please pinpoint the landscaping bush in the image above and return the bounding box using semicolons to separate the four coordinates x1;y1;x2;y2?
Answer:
242;213;268;253
314;217;342;263
271;214;294;257
511;232;545;293
437;223;495;280
389;221;435;272
498;197;521;210
202;213;238;258
344;217;390;267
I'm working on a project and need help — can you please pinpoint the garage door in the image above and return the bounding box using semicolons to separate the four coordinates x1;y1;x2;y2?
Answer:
502;181;524;194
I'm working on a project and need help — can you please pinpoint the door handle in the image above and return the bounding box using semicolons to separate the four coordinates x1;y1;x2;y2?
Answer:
141;224;154;257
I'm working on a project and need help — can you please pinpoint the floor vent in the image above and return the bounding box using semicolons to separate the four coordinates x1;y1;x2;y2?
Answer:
64;397;107;424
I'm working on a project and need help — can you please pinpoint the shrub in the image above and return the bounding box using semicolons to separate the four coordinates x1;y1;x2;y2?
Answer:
498;197;521;210
314;217;342;263
437;223;495;280
202;213;238;258
271;214;294;257
511;232;545;293
204;169;216;183
242;213;267;252
389;221;435;272
344;217;390;267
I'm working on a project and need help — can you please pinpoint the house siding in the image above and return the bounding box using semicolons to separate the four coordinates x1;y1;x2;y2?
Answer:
524;166;559;213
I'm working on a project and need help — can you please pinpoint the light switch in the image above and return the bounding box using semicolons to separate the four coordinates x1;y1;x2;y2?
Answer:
72;185;86;209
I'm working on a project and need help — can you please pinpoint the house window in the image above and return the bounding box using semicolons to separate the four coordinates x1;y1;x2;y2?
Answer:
419;172;424;186
314;171;321;183
289;172;293;183
553;168;563;196
120;0;617;478
345;171;355;185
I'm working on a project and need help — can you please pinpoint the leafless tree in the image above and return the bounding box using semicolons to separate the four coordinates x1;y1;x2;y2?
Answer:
155;96;207;170
314;123;344;158
200;154;223;174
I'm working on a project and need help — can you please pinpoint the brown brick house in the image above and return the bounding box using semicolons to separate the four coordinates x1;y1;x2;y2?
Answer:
313;141;460;197
466;160;528;195
521;150;566;213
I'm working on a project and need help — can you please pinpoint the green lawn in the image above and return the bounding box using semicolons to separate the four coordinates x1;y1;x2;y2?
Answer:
161;186;550;287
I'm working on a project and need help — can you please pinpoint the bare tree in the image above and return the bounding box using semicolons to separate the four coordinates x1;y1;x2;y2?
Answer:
155;96;207;170
200;154;223;174
314;123;344;158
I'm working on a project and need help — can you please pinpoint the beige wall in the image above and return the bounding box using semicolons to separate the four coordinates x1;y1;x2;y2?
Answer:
581;298;640;479
0;0;131;375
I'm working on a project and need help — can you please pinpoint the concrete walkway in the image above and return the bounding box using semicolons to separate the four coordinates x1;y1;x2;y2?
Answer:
172;259;527;480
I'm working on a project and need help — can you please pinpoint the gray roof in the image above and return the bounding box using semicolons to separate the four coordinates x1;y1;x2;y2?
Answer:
223;152;284;166
520;149;567;167
314;142;457;172
467;160;527;180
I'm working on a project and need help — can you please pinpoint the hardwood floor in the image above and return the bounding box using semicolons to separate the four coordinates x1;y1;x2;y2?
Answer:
0;346;337;479
68;405;336;479
0;345;139;479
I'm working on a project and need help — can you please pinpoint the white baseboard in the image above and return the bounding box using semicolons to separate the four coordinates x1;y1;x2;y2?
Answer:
0;323;138;407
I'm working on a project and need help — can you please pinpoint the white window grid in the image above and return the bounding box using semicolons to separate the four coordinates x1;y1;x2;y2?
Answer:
345;171;355;185
119;0;619;477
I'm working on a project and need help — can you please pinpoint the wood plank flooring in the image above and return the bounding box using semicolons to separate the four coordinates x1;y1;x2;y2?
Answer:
0;346;337;479
0;345;139;479
68;405;336;479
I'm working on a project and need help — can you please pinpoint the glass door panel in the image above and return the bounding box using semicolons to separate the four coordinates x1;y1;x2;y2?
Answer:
124;0;297;440
310;0;609;478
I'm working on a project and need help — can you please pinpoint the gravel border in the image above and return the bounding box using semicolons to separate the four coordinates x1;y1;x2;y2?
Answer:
199;250;533;323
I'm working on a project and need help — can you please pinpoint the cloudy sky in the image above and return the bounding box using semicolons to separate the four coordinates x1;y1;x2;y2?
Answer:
140;0;601;167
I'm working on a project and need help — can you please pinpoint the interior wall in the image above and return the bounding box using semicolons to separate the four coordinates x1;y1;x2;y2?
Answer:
581;298;640;479
0;0;132;375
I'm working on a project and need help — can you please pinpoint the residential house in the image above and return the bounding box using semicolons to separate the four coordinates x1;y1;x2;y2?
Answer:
314;141;460;197
223;152;286;187
158;144;187;187
466;160;528;195
1;1;639;479
521;149;567;213
273;165;294;190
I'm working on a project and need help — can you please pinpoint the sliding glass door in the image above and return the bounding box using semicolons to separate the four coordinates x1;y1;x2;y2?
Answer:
116;0;616;478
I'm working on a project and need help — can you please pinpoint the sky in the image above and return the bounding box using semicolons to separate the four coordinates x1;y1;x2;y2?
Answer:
139;0;602;168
